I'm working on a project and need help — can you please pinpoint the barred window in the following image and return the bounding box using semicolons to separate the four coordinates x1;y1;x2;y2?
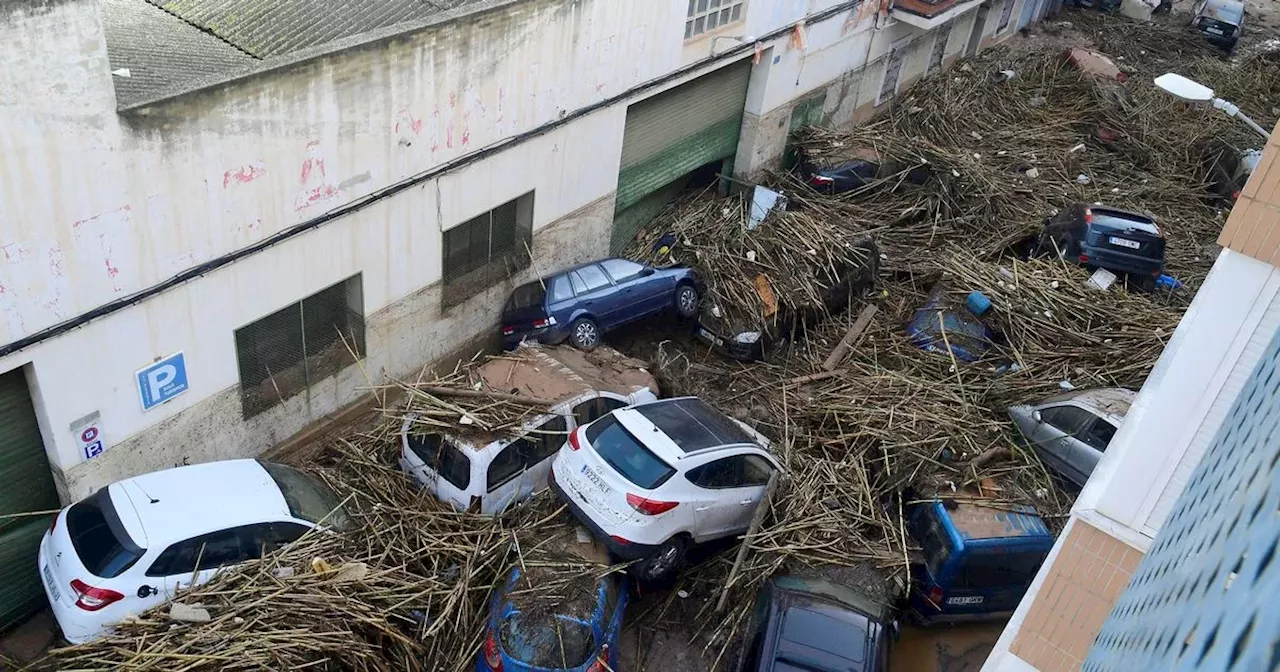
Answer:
686;0;745;39
234;275;365;418
442;192;534;308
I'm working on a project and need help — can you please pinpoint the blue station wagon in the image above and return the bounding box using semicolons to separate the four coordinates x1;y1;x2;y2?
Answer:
502;259;698;351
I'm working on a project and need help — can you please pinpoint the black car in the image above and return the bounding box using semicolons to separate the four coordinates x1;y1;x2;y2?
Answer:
737;576;897;672
1191;0;1245;53
1036;203;1166;292
798;150;933;195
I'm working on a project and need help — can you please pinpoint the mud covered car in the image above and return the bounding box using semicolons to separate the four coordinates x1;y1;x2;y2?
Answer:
694;237;881;361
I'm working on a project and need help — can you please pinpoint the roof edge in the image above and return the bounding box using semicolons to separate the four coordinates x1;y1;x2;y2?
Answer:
117;0;531;113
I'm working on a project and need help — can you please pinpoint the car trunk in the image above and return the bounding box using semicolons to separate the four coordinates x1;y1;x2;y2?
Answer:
44;485;146;610
1198;17;1238;37
501;282;549;331
1087;222;1165;261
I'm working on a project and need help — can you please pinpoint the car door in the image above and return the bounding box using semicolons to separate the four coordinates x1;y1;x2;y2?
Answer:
1070;415;1117;482
684;455;775;539
147;526;257;601
1033;405;1099;485
600;258;660;318
518;414;570;501
568;264;624;329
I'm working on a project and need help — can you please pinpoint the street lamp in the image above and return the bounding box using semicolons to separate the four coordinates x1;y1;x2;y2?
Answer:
1154;73;1271;140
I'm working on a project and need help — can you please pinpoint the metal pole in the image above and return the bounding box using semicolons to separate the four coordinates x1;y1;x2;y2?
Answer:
1213;97;1272;140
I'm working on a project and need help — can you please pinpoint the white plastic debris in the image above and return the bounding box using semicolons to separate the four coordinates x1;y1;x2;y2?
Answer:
745;250;757;262
1050;281;1060;289
677;590;690;599
879;253;889;260
1111;187;1121;193
1059;380;1076;390
1043;310;1053;318
459;414;476;426
169;602;211;623
271;566;296;579
1070;143;1086;154
951;169;961;177
1076;174;1092;184
1025;167;1040;178
1087;268;1117;291
970;131;983;140
111;68;132;78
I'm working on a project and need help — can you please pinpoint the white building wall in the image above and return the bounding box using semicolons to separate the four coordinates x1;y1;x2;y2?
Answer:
7;0;962;499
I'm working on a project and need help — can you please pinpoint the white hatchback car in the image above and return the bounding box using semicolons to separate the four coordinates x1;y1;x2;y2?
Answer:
38;459;350;643
400;343;657;515
549;397;781;581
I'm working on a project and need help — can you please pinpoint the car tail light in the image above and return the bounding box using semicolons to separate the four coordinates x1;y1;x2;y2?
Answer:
70;579;124;612
483;627;503;671
1152;269;1162;277
626;493;679;516
1232;190;1242;201
610;535;632;545
501;326;514;336
1083;208;1093;224
48;513;58;535
927;585;944;606
808;175;836;186
586;645;611;672
568;428;582;451
1078;255;1089;264
532;318;551;329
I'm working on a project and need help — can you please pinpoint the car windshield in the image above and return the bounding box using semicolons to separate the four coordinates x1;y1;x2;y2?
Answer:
258;461;354;530
500;612;594;668
504;281;547;314
66;488;146;579
586;415;676;489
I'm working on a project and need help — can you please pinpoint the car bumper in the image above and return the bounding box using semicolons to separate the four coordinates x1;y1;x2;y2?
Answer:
1079;245;1162;277
501;327;568;350
693;321;765;361
548;470;660;561
39;534;103;645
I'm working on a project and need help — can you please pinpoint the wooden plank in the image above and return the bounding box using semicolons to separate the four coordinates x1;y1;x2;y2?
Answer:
821;304;879;371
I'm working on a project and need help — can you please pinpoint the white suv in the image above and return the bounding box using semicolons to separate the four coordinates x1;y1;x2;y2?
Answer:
549;397;781;581
38;459;351;643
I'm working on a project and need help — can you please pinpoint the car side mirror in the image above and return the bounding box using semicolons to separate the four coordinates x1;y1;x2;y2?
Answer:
1032;410;1043;423
639;267;655;277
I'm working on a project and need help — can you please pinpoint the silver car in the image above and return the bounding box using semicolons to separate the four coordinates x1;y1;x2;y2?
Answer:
1008;388;1135;487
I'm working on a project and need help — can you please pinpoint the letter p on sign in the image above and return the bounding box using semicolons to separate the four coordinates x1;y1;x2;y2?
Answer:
136;352;190;411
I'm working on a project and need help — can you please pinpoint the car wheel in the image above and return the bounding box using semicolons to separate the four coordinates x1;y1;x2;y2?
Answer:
1131;274;1157;293
568;318;600;351
632;536;687;582
674;285;700;319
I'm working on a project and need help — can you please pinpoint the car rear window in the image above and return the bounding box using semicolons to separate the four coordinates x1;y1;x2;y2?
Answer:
259;461;354;530
66;488;145;579
779;606;868;664
504;282;547;313
1090;210;1161;236
586;415;676;489
954;549;1046;590
500;612;594;668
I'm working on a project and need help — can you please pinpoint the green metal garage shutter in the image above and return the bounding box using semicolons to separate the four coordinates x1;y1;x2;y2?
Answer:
0;369;59;630
612;60;753;249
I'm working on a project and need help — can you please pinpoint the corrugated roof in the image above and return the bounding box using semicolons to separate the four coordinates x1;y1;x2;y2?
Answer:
101;0;502;109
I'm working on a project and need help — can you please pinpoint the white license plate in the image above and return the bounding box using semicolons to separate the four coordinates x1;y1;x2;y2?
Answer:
43;565;61;603
698;328;725;347
579;464;612;495
1109;236;1140;249
946;595;985;605
1206;27;1223;34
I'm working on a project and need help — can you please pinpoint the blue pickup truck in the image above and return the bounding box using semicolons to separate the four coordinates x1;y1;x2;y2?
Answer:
905;497;1054;624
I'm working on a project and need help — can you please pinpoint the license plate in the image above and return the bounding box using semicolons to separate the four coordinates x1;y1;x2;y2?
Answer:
946;595;984;605
697;328;725;347
42;565;61;603
1109;236;1140;249
579;464;611;494
1206;27;1223;34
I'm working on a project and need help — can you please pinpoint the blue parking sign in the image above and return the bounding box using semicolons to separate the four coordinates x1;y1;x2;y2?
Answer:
136;352;190;411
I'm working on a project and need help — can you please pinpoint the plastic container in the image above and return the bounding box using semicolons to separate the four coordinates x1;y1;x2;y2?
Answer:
1156;274;1183;290
966;291;992;316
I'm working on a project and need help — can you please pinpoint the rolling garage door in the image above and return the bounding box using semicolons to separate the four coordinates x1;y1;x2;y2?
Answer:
0;369;59;630
612;59;753;251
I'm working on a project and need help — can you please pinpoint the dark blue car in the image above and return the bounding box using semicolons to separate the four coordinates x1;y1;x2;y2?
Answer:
478;567;627;672
501;258;698;351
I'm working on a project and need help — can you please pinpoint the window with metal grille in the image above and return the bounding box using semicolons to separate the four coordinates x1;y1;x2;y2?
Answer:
234;275;365;418
442;192;534;308
685;0;745;39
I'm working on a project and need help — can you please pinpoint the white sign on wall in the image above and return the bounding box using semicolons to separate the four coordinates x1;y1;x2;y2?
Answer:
70;411;106;461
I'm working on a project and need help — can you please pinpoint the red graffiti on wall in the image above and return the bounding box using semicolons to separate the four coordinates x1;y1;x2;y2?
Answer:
294;142;339;211
222;161;267;188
